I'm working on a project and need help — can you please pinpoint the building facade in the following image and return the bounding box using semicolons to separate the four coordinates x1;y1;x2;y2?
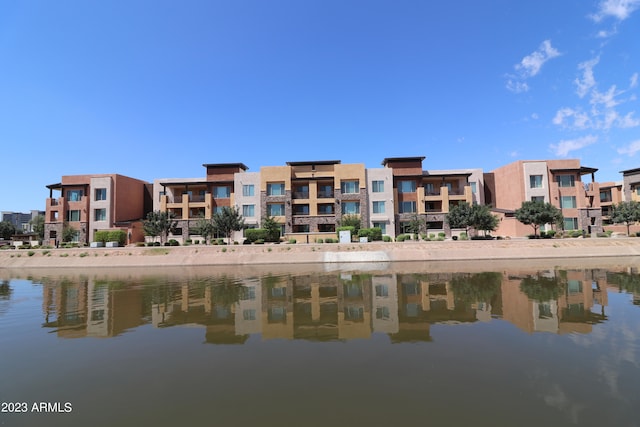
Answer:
1;210;44;233
45;174;150;245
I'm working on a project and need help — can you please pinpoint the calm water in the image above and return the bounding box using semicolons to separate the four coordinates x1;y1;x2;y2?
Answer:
1;264;640;427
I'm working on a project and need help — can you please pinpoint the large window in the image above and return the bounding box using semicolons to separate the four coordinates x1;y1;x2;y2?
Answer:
372;180;384;193
94;188;107;201
242;185;254;197
560;196;577;209
242;205;255;217
372;201;385;214
531;196;545;202
67;210;81;222
293;204;309;215
67;190;83;201
564;217;578;230
341;180;359;194
372;221;386;234
267;203;285;216
424;183;437;195
399;201;416;213
398;180;416;193
318;184;333;198
470;182;477;194
557;175;576;187
529;175;543;188
341;201;360;215
94;208;106;221
213;186;230;198
267;183;285;196
318;204;334;215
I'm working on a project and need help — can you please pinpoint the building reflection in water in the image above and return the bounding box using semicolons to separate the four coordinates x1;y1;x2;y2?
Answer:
38;267;640;342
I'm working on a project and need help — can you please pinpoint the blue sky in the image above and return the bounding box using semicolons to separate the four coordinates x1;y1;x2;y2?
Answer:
1;0;640;212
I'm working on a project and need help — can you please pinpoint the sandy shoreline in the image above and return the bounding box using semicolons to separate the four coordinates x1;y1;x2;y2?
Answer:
2;238;640;277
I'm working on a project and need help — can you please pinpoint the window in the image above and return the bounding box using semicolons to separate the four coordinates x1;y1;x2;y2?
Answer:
600;191;611;202
341;201;360;215
318;224;335;232
531;196;545;203
94;188;107;201
267;183;285;196
213;186;230;198
67;210;81;222
341;180;359;194
424;183;437;195
372;201;385;214
372;180;384;192
242;205;255;217
293;224;309;233
67;190;83;201
242;185;254;197
294;185;309;199
529;175;543;188
318;204;334;215
158;191;166;202
372;222;386;234
213;206;224;214
563;217;578;230
318;184;333;198
568;280;583;295
293;204;309;215
267;203;285;216
636;186;640;196
376;306;390;320
398;180;416;193
375;284;389;297
94;209;106;221
399;201;416;213
560;196;577;209
557;175;576;187
470;182;477;194
243;309;256;321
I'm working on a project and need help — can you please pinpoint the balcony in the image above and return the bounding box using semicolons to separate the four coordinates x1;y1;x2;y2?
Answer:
317;190;335;198
293;191;310;199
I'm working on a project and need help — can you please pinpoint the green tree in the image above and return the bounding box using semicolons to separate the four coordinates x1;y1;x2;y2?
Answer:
339;214;361;234
261;215;281;242
194;218;215;244
143;211;177;244
520;273;566;302
29;215;45;240
0;221;16;240
515;201;562;236
62;223;77;243
405;213;426;239
212;206;245;244
446;203;474;235
611;201;640;236
471;204;499;236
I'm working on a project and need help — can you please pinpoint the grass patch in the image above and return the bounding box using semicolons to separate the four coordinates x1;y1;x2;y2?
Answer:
145;248;169;255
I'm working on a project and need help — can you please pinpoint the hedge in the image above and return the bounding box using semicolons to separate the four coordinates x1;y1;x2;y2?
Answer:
358;227;382;241
95;230;127;245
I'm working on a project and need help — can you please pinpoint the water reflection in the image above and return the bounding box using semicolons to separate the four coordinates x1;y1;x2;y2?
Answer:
33;267;640;342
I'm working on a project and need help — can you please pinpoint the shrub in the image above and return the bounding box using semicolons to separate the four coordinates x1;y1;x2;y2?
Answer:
438;232;446;238
28;251;35;257
94;230;110;243
79;252;89;257
221;247;227;253
105;230;127;245
605;230;613;237
569;230;583;238
316;238;324;243
185;239;192;244
383;235;392;242
168;239;180;246
459;232;468;240
429;233;436;240
396;234;410;242
545;230;556;238
288;238;297;244
325;238;336;243
358;227;382;242
254;239;264;244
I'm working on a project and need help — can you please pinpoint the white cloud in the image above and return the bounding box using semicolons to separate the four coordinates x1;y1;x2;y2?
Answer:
617;139;640;156
506;79;529;93
553;108;591;129
550;135;598;156
631;73;639;88
619;112;640;127
575;57;600;98
591;0;640;22
591;85;622;108
531;113;539;120
515;40;561;78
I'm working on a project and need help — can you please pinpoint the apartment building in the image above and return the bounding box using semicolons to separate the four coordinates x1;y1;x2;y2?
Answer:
45;174;150;245
260;160;368;241
381;157;480;236
621;167;640;202
153;163;250;242
485;159;604;236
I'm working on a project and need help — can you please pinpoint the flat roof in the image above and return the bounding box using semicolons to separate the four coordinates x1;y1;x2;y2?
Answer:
159;180;211;187
202;163;248;170
422;171;472;178
286;160;341;166
620;167;640;175
549;166;598;175
381;156;426;166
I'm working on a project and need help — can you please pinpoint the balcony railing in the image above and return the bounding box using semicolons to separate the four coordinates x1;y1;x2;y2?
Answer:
424;190;441;196
317;190;334;198
293;191;310;199
49;198;60;206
